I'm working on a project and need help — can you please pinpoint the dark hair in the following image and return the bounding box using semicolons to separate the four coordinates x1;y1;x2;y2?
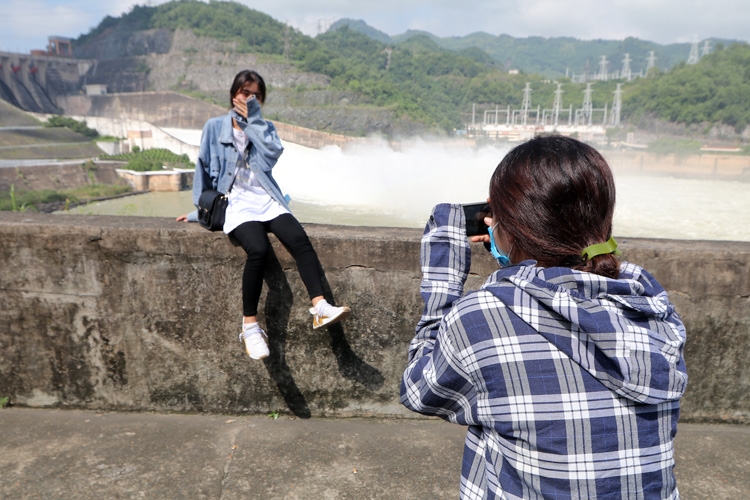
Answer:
229;70;267;106
489;135;619;278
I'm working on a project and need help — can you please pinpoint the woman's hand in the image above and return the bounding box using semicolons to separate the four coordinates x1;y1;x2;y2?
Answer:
469;216;493;243
176;214;188;222
232;95;253;119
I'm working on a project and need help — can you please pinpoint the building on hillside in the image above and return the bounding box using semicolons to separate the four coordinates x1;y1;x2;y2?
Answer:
47;37;73;57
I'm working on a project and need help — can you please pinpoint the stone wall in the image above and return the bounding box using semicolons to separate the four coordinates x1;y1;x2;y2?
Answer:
0;162;125;193
115;168;193;192
0;212;748;423
59;92;225;130
605;150;750;179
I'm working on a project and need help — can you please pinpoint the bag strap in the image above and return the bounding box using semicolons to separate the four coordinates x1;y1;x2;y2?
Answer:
225;148;244;195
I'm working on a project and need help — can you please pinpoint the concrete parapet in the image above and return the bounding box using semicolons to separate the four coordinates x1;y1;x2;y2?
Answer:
0;212;748;423
115;168;193;192
605;150;750;178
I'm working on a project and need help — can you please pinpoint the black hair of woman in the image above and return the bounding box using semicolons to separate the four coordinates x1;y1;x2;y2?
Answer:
488;135;620;279
229;70;267;106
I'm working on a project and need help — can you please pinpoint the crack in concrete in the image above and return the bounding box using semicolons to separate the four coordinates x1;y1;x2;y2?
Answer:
218;425;242;500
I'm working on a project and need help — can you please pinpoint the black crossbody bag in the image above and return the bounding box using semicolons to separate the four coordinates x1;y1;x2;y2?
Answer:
197;150;243;231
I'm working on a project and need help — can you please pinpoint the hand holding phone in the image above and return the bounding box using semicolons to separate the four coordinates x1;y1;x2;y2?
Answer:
462;202;491;237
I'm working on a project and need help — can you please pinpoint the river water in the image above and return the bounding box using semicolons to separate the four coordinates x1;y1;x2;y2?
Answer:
62;141;750;242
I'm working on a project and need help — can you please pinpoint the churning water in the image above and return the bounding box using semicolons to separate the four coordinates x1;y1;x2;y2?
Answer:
63;140;750;242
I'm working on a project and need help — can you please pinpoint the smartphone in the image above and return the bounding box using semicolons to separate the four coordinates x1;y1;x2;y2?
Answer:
462;202;491;236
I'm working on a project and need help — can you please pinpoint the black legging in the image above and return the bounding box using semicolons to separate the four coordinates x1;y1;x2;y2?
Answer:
229;213;324;317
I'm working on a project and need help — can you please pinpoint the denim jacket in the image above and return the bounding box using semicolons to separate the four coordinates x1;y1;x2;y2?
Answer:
187;99;289;221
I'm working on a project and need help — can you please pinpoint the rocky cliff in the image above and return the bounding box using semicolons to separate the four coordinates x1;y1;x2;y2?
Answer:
73;29;424;137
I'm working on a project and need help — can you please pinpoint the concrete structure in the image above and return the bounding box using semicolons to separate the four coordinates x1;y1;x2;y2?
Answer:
115;168;193;192
0;162;125;194
604;150;750;178
84;84;107;96
1;213;748;423
127;129;153;151
47;37;73;57
0;51;93;113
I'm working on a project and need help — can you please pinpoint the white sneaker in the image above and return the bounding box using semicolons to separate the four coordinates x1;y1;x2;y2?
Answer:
310;300;351;329
239;324;269;360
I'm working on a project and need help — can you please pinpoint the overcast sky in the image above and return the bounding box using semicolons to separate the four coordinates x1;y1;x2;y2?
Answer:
1;0;747;54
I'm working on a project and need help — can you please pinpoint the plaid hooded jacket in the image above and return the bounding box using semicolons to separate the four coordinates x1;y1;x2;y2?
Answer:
401;204;688;500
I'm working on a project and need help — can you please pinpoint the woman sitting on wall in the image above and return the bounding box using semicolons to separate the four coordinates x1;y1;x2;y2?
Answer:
178;70;350;360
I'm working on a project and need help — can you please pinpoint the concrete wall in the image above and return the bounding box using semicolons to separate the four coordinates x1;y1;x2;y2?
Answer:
605;150;750;179
0;212;748;423
34;111;202;163
115;168;193;192
0;161;125;193
0;51;93;113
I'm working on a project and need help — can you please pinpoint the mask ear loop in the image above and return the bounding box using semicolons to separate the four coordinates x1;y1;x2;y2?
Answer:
581;237;622;260
488;223;512;266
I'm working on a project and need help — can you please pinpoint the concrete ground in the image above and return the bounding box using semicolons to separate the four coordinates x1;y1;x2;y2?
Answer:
0;408;747;500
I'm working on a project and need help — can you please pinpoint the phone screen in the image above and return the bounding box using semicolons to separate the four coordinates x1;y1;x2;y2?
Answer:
463;202;491;236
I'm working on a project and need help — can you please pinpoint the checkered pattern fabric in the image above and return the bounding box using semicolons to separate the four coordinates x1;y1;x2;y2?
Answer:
401;204;687;500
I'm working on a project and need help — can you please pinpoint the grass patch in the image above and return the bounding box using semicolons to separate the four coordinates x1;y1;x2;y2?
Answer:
0;142;105;160
647;137;703;155
0;128;93;147
101;148;192;172
0;184;133;212
44;116;99;139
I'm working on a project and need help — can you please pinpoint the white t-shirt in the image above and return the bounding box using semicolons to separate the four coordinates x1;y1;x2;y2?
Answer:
223;127;289;234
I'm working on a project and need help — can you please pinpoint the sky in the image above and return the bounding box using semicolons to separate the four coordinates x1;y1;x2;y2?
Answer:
0;0;748;54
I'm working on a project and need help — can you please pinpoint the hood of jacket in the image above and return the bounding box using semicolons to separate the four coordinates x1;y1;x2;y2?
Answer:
483;261;688;404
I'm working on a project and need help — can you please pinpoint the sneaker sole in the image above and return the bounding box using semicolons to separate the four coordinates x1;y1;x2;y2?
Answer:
313;307;351;329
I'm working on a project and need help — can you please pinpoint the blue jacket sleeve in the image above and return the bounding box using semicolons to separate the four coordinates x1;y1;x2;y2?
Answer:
231;99;283;173
400;204;479;425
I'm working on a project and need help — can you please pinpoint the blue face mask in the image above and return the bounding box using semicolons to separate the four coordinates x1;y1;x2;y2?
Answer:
488;224;511;267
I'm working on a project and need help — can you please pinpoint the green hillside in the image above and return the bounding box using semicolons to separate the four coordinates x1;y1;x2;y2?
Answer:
624;43;750;132
338;19;737;78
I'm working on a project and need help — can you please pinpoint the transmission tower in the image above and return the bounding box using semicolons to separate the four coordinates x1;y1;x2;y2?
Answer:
610;84;623;126
687;39;700;64
317;18;334;35
581;83;593;126
646;51;657;73
553;84;563;127
598;56;609;81
584;57;590;82
621;53;632;81
384;47;393;70
701;40;712;57
283;25;291;61
521;82;532;126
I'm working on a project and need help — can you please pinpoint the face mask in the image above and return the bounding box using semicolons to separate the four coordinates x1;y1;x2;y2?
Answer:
488;223;511;267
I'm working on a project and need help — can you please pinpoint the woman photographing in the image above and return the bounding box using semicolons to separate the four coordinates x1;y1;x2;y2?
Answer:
401;136;687;499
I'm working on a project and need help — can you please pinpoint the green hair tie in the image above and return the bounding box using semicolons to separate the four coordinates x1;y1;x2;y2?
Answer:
581;237;622;260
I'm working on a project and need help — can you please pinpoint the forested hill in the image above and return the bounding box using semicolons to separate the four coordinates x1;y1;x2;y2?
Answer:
70;0;750;138
331;18;738;78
